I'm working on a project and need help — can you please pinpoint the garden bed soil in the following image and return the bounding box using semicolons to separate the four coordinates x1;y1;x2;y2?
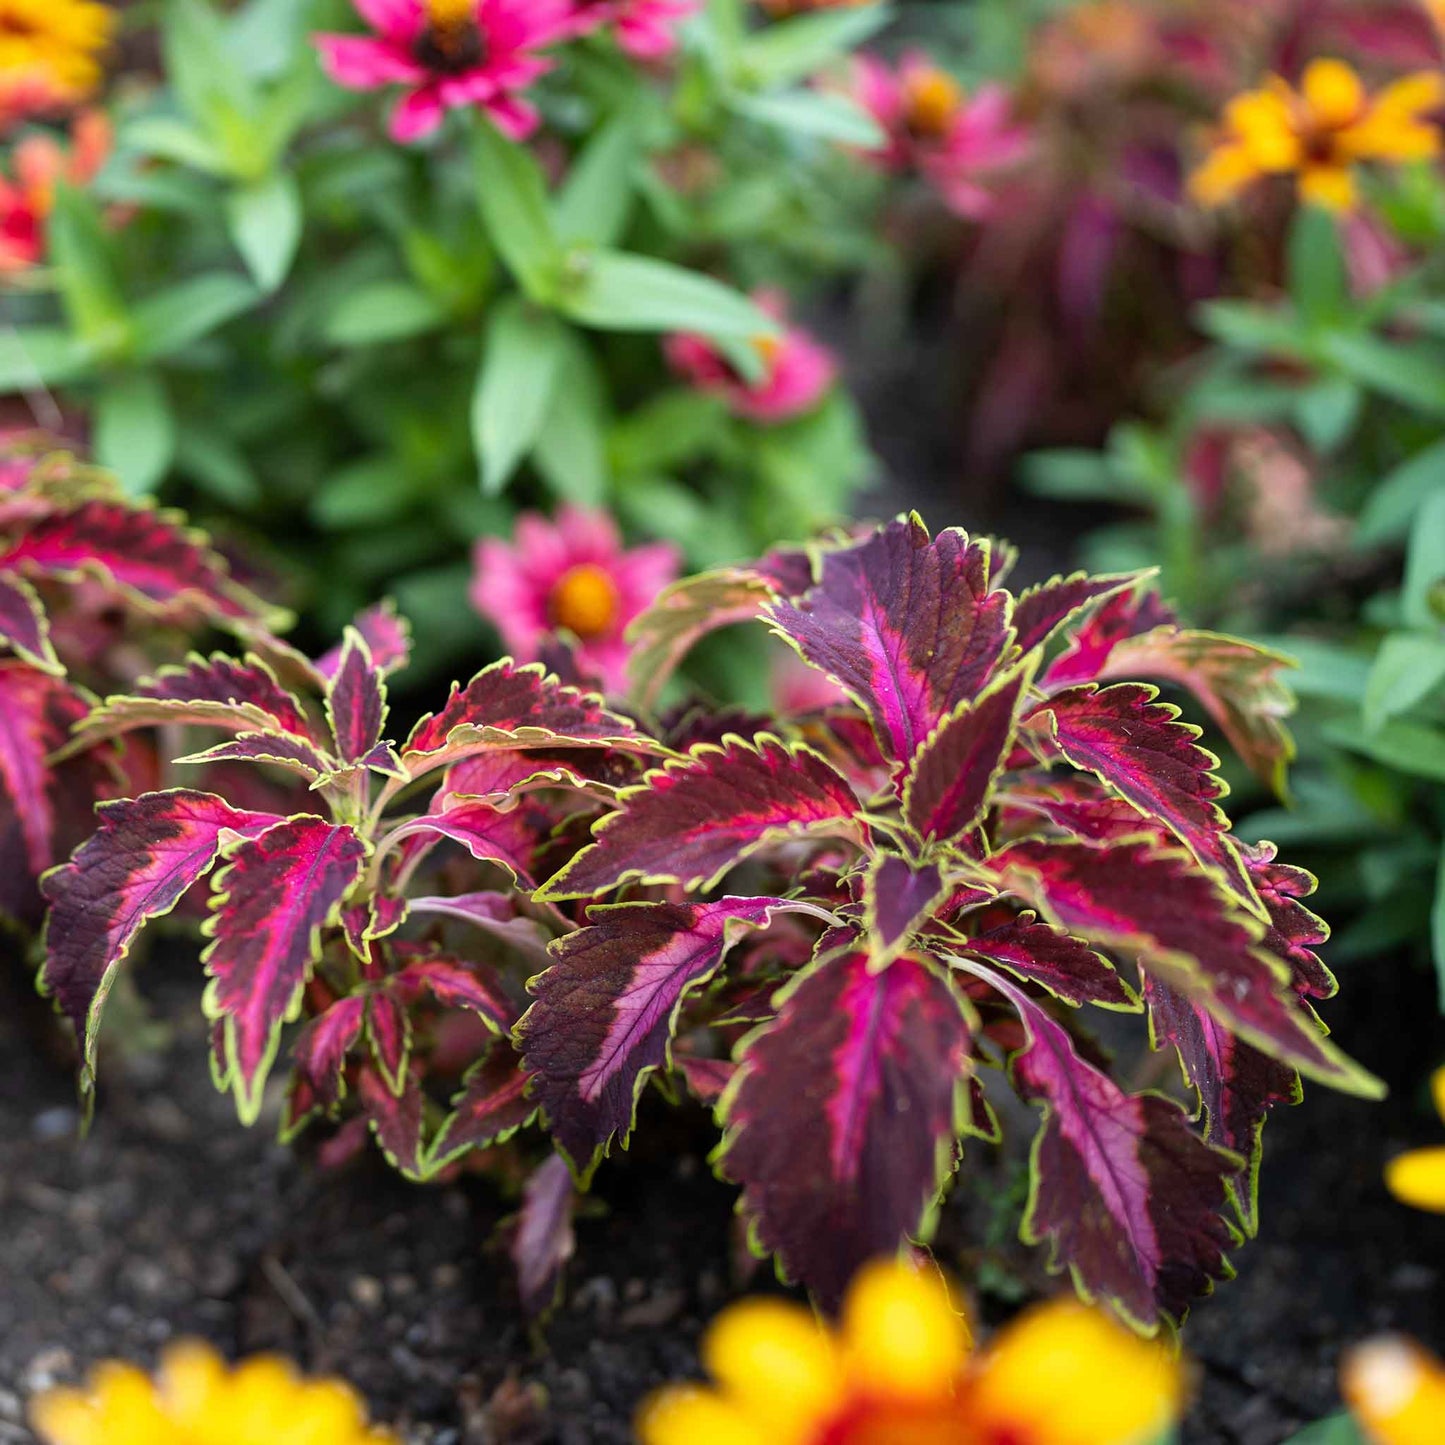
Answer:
0;939;1441;1445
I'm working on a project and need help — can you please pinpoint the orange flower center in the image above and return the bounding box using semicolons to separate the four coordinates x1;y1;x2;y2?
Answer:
548;563;620;640
753;331;785;368
815;1396;968;1445
416;0;484;72
903;67;963;138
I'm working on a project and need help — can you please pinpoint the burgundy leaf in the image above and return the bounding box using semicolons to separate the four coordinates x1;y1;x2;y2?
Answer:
953;912;1133;1009
0;572;58;672
1029;682;1257;910
1012;571;1144;655
0;499;278;625
1144;974;1300;1237
901;665;1034;842
202;816;368;1122
40;790;276;1080
1243;841;1335;999
718;950;972;1309
988;840;1378;1096
540;736;862;900
428;1042;536;1169
392;955;514;1031
862;855;945;963
511;1153;576;1318
175;731;333;781
1043;590;1177;689
367;991;411;1094
317;601;411;679
676;1054;736;1104
765;516;1013;765
957;960;1236;1328
359;1066;426;1177
519;897;803;1169
406;892;554;965
292;995;368;1113
389;800;539;887
325;628;387;764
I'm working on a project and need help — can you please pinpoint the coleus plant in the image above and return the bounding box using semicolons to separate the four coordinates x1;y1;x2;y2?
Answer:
517;515;1382;1327
0;436;281;923
41;513;1379;1328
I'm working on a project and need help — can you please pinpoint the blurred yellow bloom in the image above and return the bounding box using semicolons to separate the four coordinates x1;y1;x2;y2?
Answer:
29;1340;398;1445
636;1257;1186;1445
1342;1336;1445;1445
0;0;113;109
1190;58;1445;213
1384;1065;1445;1213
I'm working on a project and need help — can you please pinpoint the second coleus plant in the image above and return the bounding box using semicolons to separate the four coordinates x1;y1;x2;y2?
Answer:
42;514;1377;1330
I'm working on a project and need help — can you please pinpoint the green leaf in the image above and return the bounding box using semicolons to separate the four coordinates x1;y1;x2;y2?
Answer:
322;280;449;347
1293;374;1360;453
174;424;262;507
131;272;258;361
609;389;728;476
1322;331;1445;416
533;333;609;506
1195;300;1307;356
1356;436;1445;546
225;170;302;292
1433;841;1445;1011
732;89;885;147
1287;206;1348;327
736;4;891;90
472;117;562;301
95;372;177;496
1278;1414;1365;1445
1403;489;1445;627
164;0;262;173
557;250;774;337
47;185;128;352
554;113;639;248
123;114;229;174
1019;448;1134;502
313;453;426;527
1323;715;1445;782
0;327;95;390
1363;632;1445;730
472;296;569;495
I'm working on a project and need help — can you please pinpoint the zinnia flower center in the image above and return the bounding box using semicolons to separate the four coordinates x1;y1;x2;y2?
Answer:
415;0;485;74
548;563;620;640
903;67;963;138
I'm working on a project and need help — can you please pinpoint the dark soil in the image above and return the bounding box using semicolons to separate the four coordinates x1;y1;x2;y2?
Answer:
1;933;1441;1445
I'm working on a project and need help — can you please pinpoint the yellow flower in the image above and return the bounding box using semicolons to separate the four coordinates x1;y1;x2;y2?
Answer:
1384;1064;1445;1213
29;1340;399;1445
1190;58;1445;213
636;1257;1186;1445
0;0;112;109
1342;1336;1445;1445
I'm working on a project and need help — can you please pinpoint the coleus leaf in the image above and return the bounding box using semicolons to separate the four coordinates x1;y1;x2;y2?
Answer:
174;730;334;782
0;572;59;672
511;1153;576;1319
861;855;945;967
1042;589;1178;689
717;949;973;1309
392;954;514;1031
367;990;411;1095
406;892;554;965
539;735;863;899
1027;682;1258;911
1012;571;1146;655
988;840;1380;1097
1243;840;1335;1000
316;600;411;680
388;799;541;887
0;498;281;626
201;815;369;1123
325;628;387;764
950;912;1134;1009
427;1041;536;1171
291;994;368;1115
766;516;1013;765
901;664;1034;843
359;1065;426;1178
953;957;1237;1329
518;896;812;1171
40;789;277;1084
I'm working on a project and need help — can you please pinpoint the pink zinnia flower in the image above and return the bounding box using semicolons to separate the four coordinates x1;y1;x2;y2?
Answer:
314;0;566;144
545;0;700;61
850;52;1030;218
664;291;836;424
470;505;680;694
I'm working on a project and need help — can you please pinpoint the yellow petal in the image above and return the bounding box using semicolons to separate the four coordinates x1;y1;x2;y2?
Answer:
157;1340;227;1425
1302;58;1366;129
1368;72;1445;126
840;1258;971;1401
635;1386;773;1445
1385;1145;1445;1213
701;1298;845;1442
1225;89;1303;170
1189;143;1263;206
966;1299;1186;1445
1298;163;1357;213
29;1390;104;1445
1431;1065;1445;1126
1343;1337;1445;1445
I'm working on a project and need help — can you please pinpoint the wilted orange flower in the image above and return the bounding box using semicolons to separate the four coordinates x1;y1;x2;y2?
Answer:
1384;1065;1445;1214
637;1258;1186;1445
0;109;111;273
1342;1336;1445;1445
1190;58;1445;212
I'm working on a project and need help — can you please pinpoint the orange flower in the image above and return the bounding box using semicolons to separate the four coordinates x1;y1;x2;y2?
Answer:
0;0;112;118
1342;1336;1445;1445
1384;1065;1445;1213
1190;58;1445;212
0;108;110;272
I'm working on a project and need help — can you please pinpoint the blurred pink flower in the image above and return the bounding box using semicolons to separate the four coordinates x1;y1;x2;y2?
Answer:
545;0;700;60
849;52;1030;218
665;291;836;424
470;505;680;694
314;0;565;144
